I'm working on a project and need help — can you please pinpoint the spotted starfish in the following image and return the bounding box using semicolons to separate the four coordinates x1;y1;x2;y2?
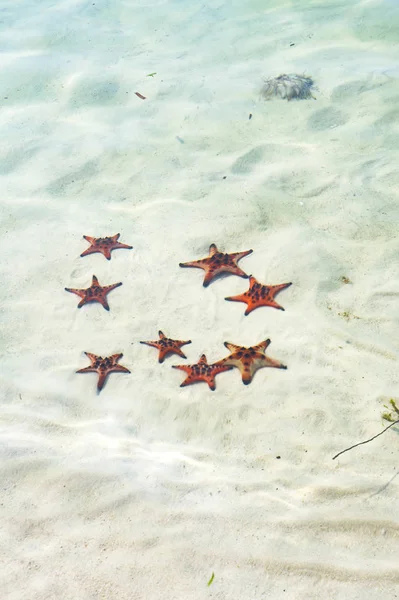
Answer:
225;276;292;315
76;352;130;391
179;243;253;287
65;275;122;311
80;234;132;260
140;330;192;363
216;339;286;385
173;354;233;391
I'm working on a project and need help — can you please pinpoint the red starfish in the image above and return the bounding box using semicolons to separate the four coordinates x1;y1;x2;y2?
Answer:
173;354;233;391
216;339;286;385
179;243;253;287
80;234;132;260
225;275;292;315
65;275;122;311
76;352;130;391
140;330;192;363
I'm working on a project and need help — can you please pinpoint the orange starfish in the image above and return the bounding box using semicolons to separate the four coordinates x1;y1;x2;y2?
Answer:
80;234;132;260
173;354;233;391
76;352;130;391
216;339;286;385
225;275;292;315
140;330;192;363
65;275;122;311
179;243;253;287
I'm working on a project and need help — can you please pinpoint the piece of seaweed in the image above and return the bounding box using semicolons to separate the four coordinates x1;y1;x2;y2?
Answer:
332;405;399;460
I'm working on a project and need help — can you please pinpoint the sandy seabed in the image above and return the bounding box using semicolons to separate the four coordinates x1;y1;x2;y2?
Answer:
1;0;399;598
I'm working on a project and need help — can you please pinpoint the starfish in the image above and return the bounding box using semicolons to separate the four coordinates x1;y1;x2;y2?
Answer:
76;352;130;392
173;354;233;391
65;275;122;311
225;275;292;315
80;234;132;260
140;330;192;363
216;339;286;385
179;243;253;287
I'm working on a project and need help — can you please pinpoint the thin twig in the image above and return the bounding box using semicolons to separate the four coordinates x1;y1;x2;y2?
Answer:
332;419;399;460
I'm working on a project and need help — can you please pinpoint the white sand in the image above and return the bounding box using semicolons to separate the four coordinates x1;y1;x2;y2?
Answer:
1;0;399;598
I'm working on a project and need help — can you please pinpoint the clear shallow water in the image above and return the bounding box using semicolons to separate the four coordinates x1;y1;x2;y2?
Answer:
1;1;399;598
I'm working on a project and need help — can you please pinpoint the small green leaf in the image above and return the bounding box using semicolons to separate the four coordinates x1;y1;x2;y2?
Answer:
207;572;215;587
389;399;399;414
382;412;394;422
147;72;157;77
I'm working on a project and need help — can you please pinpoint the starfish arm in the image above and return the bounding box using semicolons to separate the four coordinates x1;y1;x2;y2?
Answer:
244;303;259;315
158;346;187;363
271;282;292;294
262;299;285;311
263;282;292;311
215;355;249;380
211;363;233;373
173;339;192;349
179;259;209;270
97;372;108;391
140;340;160;349
231;249;253;261
224;342;242;353
77;297;90;309
114;242;133;250
241;369;253;385
175;370;215;390
178;376;193;388
262;355;287;369
80;246;98;258
213;357;228;368
172;364;191;374
209;243;219;255
102;248;112;260
225;292;249;304
76;366;97;374
85;352;100;362
202;270;214;287
110;365;131;374
206;376;216;391
253;339;271;352
172;347;188;359
157;348;169;363
209;363;234;378
239;355;285;384
83;235;95;243
243;361;258;384
104;282;123;293
98;297;110;311
219;356;260;385
203;264;249;286
206;364;233;389
158;331;166;338
65;287;85;298
222;264;250;278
